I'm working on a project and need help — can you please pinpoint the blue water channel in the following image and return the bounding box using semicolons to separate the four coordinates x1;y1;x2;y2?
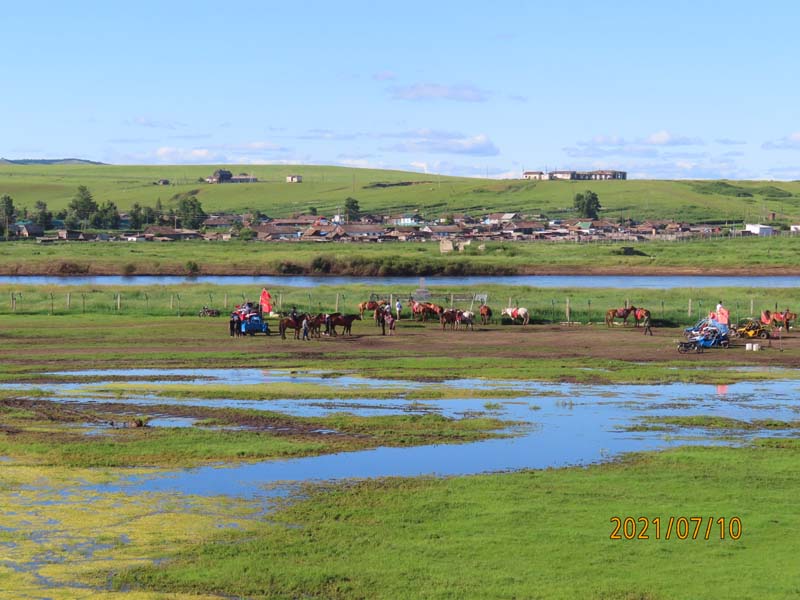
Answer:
1;274;799;288
10;369;800;499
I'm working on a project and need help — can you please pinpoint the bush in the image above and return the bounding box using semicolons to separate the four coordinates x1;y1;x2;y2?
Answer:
185;261;200;275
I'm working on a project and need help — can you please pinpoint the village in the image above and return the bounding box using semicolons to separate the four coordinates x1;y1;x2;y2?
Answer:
13;210;787;249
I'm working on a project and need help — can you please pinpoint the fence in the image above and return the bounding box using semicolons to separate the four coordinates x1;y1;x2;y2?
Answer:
0;286;793;326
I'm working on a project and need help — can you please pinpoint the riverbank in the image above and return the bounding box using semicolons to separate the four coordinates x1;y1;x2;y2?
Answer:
2;236;800;276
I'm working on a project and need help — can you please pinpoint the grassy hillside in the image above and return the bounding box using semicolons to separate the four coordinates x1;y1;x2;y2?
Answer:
2;163;800;222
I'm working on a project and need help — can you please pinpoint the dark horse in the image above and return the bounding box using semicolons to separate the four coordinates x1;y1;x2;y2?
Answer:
330;313;361;336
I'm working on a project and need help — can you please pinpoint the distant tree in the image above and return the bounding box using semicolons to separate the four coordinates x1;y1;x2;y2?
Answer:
90;200;121;229
344;197;360;222
175;196;206;229
34;201;53;230
0;195;16;237
308;206;318;216
68;186;98;223
573;190;601;219
142;206;157;226
238;227;255;241
64;212;81;230
129;203;144;230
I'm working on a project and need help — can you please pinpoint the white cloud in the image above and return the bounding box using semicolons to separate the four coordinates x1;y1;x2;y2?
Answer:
388;83;489;102
384;132;499;156
372;70;397;81
762;132;800;150
130;116;185;130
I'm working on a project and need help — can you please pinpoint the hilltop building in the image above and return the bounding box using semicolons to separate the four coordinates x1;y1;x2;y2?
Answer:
523;169;626;181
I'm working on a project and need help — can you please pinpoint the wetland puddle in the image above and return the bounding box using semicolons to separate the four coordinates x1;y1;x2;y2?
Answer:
9;369;799;498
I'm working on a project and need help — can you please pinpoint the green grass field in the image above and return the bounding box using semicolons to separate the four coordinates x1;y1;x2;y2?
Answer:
3;235;800;276
115;443;800;599
2;163;800;222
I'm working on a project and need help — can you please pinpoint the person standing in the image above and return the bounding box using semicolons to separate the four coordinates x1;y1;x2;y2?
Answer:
643;313;653;336
302;316;310;341
395;299;403;320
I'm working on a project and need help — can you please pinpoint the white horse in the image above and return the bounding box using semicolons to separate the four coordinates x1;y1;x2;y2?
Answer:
502;307;530;325
457;310;475;331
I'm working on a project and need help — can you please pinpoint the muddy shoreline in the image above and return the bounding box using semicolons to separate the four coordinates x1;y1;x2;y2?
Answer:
3;262;800;277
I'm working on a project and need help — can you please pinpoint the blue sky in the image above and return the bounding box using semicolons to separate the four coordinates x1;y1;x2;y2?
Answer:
2;0;799;179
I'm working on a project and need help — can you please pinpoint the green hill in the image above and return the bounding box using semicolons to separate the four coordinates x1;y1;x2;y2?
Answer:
1;163;799;223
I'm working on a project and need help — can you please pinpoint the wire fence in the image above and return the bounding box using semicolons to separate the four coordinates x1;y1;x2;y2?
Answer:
0;286;793;327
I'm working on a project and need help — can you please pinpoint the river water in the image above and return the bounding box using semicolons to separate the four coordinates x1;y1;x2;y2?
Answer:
0;274;798;288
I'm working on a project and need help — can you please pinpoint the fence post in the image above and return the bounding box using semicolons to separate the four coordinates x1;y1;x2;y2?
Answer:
224;292;228;309
82;294;86;314
66;292;71;310
279;293;283;310
661;300;664;318
176;294;181;316
566;297;571;325
116;293;121;312
335;293;340;313
10;292;15;312
750;297;754;316
688;298;692;318
170;294;174;310
144;293;149;313
49;293;54;315
587;298;591;322
551;298;555;322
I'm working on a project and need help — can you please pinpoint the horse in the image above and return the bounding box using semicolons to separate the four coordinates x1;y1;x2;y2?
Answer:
502;307;530;325
440;308;459;331
633;308;650;328
279;314;306;339
330;313;361;336
770;310;797;329
479;304;493;325
605;306;637;327
457;310;475;331
358;300;386;318
409;299;437;322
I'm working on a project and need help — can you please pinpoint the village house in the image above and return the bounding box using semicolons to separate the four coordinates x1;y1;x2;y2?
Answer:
522;169;627;181
386;214;424;227
142;226;202;241
202;215;242;229
484;212;519;225
15;223;44;238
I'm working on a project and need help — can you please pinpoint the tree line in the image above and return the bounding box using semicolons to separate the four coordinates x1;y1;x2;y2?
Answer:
0;186;209;237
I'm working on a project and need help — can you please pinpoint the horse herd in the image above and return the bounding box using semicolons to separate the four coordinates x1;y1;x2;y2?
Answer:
604;306;651;327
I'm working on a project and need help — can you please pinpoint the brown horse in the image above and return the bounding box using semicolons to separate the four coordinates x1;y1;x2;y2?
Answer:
440;308;459;330
279;314;307;339
358;300;386;318
479;304;493;325
409;299;437;321
330;314;361;336
605;306;637;327
633;308;650;328
771;310;797;329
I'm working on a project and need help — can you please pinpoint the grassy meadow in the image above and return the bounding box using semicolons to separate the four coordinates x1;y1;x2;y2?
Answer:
3;235;800;276
115;443;800;599
0;281;796;327
2;163;800;223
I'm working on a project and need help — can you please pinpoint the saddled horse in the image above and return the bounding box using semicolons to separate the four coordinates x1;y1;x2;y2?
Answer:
769;309;797;329
330;313;361;336
633;307;650;328
479;304;493;325
409;299;441;322
279;314;307;339
605;306;637;327
502;307;530;325
358;300;386;318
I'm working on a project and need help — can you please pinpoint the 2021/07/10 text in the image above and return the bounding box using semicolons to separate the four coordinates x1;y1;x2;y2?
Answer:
610;516;742;540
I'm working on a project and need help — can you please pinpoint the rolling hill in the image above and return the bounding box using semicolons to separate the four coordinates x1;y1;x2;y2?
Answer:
0;163;799;224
